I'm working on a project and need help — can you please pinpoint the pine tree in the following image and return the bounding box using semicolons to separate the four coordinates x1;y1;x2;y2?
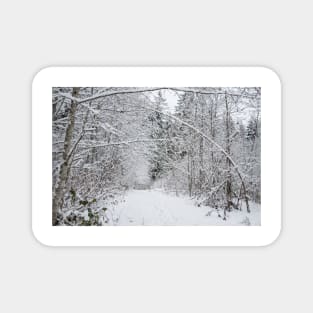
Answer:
147;91;169;180
246;116;259;142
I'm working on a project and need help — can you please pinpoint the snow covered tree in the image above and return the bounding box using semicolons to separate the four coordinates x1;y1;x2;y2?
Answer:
147;91;169;181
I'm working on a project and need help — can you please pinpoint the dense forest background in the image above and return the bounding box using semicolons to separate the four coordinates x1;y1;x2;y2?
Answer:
52;87;260;226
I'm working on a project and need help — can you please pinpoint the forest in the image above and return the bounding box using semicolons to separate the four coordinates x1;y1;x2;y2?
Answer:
52;87;261;226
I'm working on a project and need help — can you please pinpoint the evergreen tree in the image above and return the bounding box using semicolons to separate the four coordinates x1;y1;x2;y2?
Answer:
147;91;169;181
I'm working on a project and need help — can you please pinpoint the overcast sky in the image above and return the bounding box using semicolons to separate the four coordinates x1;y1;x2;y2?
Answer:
162;89;180;113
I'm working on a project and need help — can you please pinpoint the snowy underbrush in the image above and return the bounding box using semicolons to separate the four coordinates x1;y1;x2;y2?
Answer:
56;189;125;226
198;201;261;226
192;194;261;225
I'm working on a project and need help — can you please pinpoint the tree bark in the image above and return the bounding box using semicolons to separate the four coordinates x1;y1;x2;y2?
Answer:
199;99;204;192
225;93;232;211
52;87;80;225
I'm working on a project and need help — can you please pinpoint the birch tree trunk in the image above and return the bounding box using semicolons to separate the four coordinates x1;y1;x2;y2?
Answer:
52;87;80;225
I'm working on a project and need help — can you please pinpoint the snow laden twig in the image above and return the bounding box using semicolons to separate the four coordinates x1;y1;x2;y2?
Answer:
78;138;174;150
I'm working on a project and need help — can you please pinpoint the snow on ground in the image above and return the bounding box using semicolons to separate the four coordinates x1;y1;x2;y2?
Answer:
108;189;260;226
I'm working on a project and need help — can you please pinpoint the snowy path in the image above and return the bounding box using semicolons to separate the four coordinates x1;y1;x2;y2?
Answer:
110;189;260;226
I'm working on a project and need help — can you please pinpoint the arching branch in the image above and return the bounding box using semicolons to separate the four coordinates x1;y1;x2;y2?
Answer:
59;87;259;105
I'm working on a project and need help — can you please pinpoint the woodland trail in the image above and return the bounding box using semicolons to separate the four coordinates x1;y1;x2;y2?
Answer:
112;189;260;226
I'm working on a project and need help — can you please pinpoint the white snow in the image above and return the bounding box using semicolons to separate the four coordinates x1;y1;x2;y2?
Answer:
109;189;260;226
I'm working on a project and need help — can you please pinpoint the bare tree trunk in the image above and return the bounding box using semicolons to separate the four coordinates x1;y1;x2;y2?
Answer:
52;96;57;121
88;88;97;164
225;93;232;211
52;87;80;225
210;101;216;186
199;99;204;192
187;151;193;197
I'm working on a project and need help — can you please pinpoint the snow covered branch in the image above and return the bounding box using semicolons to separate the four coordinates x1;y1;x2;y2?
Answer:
59;87;259;105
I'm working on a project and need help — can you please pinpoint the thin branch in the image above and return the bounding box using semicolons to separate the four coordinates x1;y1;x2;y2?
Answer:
79;138;172;150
